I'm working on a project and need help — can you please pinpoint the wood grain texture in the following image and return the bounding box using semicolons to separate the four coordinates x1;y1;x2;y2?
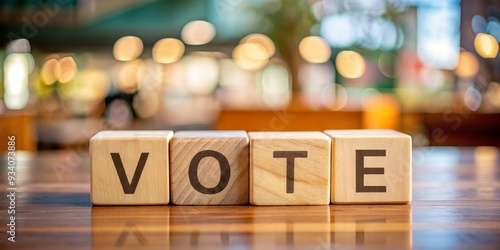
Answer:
170;130;248;205
248;132;331;205
90;130;173;205
324;130;412;204
0;147;499;249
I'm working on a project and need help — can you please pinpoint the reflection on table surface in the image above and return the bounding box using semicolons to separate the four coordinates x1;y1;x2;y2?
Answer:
0;147;499;249
92;205;411;249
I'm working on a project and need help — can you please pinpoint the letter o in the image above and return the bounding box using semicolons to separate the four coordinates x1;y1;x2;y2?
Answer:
189;150;230;194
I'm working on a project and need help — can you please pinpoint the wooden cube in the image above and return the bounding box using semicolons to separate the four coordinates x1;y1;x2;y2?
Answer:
249;132;331;205
324;130;412;204
90;130;173;205
170;131;249;205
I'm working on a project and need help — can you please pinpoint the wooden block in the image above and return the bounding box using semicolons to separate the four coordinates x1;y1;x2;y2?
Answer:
170;130;249;205
249;132;331;205
324;130;412;204
90;130;173;205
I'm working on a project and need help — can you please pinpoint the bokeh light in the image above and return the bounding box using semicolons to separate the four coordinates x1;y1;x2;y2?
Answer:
321;14;356;48
233;42;269;71
486;82;500;107
336;50;365;79
115;60;144;93
471;15;487;34
362;93;400;129
455;51;479;78
113;36;143;61
325;83;348;111
259;64;291;108
219;59;253;87
6;38;31;54
241;34;275;58
378;52;400;78
4;53;31;110
317;83;347;110
474;33;499;58
474;146;498;168
78;70;110;102
488;19;500;42
182;55;219;95
464;87;482;111
298;36;331;63
181;20;216;45
152;38;185;64
60;69;110;102
41;58;61;85
58;57;78;83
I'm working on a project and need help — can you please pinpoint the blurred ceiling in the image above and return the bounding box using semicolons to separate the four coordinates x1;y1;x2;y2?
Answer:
0;0;216;48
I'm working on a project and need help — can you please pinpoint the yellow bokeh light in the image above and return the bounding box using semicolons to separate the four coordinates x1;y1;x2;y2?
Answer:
245;43;269;61
79;70;110;102
181;20;216;45
58;57;78;83
233;43;269;71
336;50;365;79
115;60;144;93
362;93;400;129
487;82;500;107
298;36;331;63
182;55;219;95
474;33;499;58
60;69;110;102
455;51;479;78
152;38;185;64
113;36;143;61
474;146;498;168
241;34;275;58
41;58;61;85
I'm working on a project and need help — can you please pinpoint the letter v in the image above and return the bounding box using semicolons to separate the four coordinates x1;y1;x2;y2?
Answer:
110;153;149;194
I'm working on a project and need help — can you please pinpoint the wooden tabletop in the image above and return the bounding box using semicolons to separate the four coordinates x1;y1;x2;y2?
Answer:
1;147;499;249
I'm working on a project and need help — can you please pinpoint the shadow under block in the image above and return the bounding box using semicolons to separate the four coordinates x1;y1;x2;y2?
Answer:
90;130;173;205
249;132;331;205
324;130;412;204
170;131;249;205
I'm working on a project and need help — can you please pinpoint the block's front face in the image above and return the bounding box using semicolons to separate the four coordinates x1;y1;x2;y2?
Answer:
90;131;173;205
170;131;249;205
325;130;411;204
249;132;331;205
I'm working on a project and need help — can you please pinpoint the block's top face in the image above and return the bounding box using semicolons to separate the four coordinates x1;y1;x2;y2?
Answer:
173;130;247;139
249;131;330;140
324;129;410;138
91;130;174;140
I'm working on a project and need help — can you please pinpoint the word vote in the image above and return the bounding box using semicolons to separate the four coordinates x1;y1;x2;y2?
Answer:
90;130;411;205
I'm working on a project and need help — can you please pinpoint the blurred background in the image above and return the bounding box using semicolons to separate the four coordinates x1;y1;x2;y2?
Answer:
0;0;499;152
